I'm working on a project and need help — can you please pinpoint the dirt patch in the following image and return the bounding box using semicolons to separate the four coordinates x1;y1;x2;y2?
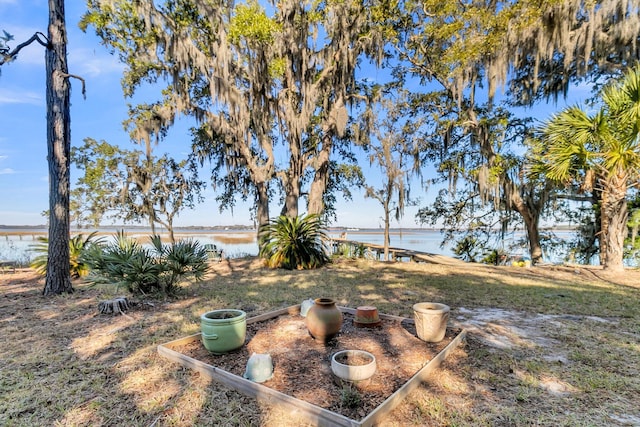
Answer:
453;306;618;353
173;311;459;421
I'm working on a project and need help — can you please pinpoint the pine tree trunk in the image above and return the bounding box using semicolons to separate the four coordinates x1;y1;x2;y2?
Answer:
43;0;73;295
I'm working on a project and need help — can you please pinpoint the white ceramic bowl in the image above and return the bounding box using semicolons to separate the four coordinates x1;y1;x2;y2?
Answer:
331;350;376;382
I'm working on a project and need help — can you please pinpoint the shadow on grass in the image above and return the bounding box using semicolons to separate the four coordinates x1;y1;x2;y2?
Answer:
1;257;639;425
0;276;272;425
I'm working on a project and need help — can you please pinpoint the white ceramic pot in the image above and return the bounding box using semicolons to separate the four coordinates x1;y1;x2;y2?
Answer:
412;302;450;342
331;350;376;382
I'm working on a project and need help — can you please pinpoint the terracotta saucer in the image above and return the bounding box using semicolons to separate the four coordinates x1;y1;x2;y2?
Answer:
353;305;381;327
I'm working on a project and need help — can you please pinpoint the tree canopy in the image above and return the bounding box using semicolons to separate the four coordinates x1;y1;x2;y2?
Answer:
81;0;388;247
72;137;205;243
68;0;640;269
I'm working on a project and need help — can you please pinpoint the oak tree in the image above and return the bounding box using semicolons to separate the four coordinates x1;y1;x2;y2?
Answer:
82;0;386;247
72;137;205;243
400;0;640;264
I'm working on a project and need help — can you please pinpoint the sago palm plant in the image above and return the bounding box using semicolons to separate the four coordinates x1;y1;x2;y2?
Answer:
83;231;208;295
259;214;330;270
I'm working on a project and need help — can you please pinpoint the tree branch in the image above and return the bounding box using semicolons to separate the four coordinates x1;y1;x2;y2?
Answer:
60;72;87;99
0;32;49;66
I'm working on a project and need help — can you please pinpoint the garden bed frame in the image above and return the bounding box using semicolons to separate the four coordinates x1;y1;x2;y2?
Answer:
158;305;466;427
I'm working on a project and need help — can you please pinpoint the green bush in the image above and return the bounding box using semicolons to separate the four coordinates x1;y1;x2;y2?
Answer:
83;231;209;295
259;214;330;270
30;232;104;278
481;248;508;265
453;235;483;262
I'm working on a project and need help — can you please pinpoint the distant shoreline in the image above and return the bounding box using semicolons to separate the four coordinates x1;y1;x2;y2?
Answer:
0;229;258;239
0;225;578;264
0;224;256;233
0;224;577;236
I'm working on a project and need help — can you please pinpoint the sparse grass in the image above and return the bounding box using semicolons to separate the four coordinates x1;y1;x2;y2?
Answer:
1;258;639;426
339;385;362;409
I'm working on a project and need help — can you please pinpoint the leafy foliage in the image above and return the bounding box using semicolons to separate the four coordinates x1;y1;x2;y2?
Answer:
82;0;385;234
30;232;104;278
360;88;420;260
83;231;209;295
452;235;483;263
481;248;508;266
229;1;280;45
340;385;362;409
71;138;205;242
259;214;330;270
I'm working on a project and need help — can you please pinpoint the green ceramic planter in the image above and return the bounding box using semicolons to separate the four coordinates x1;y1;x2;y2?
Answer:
201;309;247;354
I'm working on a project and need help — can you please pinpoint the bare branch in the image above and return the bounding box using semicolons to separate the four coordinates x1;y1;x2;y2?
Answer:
60;72;87;99
0;32;49;66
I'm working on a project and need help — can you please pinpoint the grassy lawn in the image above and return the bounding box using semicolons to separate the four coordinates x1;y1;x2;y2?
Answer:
1;257;639;426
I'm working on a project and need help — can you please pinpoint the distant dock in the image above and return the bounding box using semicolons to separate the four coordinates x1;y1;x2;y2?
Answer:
329;238;467;266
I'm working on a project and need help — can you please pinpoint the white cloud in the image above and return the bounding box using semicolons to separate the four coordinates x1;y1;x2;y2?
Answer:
0;168;15;174
0;155;7;161
0;88;42;105
0;0;18;4
69;48;124;78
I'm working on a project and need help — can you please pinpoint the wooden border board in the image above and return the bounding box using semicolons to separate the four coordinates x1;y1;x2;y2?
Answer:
158;305;467;427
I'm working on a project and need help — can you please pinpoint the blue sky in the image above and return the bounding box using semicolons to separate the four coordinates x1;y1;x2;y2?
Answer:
0;1;589;228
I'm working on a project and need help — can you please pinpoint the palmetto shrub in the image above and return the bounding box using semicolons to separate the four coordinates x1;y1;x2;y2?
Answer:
259;214;330;270
30;232;104;278
83;231;209;295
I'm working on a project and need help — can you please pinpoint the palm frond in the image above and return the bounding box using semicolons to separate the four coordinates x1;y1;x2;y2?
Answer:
259;214;330;270
29;232;104;278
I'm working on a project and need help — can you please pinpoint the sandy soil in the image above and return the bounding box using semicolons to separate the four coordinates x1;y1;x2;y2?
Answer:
172;311;461;421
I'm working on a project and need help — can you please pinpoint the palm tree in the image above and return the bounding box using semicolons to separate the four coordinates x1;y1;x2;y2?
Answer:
540;66;640;271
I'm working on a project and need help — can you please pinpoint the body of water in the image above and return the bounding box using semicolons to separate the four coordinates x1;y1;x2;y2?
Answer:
0;229;259;265
328;229;457;258
0;227;572;265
